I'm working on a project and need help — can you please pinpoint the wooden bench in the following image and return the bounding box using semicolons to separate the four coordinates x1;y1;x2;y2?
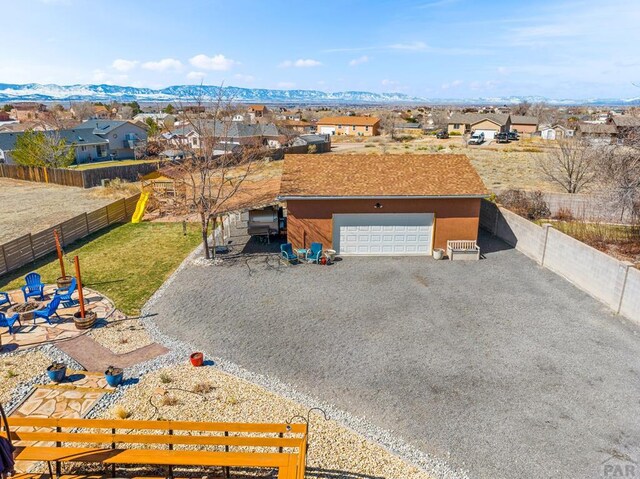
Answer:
446;240;480;261
2;417;308;479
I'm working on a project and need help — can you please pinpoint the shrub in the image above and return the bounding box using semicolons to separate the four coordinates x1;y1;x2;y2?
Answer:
161;395;179;406
159;372;172;384
498;189;551;220
553;207;574;222
113;405;131;419
192;382;215;394
449;131;462;136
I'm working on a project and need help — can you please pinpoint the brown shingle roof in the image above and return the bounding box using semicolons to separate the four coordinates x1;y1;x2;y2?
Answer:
279;154;488;198
316;116;380;127
510;115;538;125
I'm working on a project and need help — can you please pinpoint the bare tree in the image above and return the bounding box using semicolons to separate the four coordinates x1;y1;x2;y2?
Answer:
119;105;134;120
379;111;399;141
71;102;94;121
155;87;269;259
599;142;640;222
538;138;597;193
512;101;531;116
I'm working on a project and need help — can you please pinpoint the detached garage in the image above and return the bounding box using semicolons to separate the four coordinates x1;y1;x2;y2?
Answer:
278;154;488;256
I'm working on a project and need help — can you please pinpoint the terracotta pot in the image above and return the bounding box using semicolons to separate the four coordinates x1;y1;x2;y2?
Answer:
73;310;97;330
56;275;73;289
190;352;204;367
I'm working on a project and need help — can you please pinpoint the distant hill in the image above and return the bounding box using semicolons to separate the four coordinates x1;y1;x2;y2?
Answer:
0;82;637;105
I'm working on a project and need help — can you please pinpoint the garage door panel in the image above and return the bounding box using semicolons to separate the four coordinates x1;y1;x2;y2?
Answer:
334;213;433;256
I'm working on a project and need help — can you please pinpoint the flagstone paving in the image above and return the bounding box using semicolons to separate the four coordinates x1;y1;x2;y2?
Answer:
10;371;115;473
0;285;115;353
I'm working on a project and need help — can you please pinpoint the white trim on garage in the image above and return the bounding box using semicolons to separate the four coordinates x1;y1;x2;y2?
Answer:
474;129;497;140
333;213;434;256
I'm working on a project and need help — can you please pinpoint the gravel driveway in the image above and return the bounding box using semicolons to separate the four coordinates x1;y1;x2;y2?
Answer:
148;232;640;479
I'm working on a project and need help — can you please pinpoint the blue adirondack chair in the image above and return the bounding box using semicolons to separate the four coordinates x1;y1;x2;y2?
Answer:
54;277;77;305
0;312;21;334
32;296;62;325
306;242;323;263
0;291;11;308
21;272;45;302
280;243;298;264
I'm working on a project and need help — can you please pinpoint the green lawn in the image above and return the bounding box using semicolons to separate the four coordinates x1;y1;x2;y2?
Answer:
70;158;161;171
0;222;201;316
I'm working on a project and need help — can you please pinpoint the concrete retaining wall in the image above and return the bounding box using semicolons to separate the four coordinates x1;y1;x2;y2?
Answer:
481;199;639;325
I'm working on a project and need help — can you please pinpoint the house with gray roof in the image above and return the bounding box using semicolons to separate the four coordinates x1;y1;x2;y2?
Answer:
607;115;640;144
76;120;147;159
0;128;109;164
164;121;285;150
447;113;511;140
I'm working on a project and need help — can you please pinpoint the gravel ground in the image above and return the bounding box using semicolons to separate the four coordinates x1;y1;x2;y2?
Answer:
95;364;429;479
0;178;119;243
143;232;640;479
89;317;154;355
0;349;50;403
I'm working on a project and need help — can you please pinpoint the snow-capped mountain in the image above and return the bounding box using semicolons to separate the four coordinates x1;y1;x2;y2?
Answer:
0;82;637;105
0;83;422;103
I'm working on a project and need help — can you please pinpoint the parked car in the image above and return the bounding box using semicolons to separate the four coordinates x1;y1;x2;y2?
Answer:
508;131;519;141
436;130;449;139
467;132;485;145
495;132;510;143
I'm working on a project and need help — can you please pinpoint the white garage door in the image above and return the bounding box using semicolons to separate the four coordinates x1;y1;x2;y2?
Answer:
475;129;496;140
333;213;434;255
319;126;336;135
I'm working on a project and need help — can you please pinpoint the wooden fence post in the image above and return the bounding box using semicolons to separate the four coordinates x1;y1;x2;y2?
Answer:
84;212;90;235
105;205;110;225
1;244;8;272
28;234;35;262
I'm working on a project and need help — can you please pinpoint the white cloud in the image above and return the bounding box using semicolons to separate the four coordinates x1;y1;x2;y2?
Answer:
187;71;206;81
189;54;238;71
92;69;128;85
234;73;254;83
389;41;428;51
142;58;183;71
381;79;398;86
111;59;138;72
277;81;296;88
349;55;369;66
279;59;322;68
441;79;463;89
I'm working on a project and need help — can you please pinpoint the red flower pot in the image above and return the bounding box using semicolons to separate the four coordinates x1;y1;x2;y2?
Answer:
190;352;204;367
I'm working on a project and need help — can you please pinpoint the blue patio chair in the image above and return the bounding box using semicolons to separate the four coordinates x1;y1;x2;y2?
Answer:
305;242;323;264
32;296;62;325
0;312;21;334
21;272;45;302
54;277;77;305
0;291;11;308
280;243;298;264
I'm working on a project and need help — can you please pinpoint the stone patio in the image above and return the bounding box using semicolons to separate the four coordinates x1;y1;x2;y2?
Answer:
0;284;116;353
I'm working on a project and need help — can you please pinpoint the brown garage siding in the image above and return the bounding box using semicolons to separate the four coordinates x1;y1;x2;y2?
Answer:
286;198;481;251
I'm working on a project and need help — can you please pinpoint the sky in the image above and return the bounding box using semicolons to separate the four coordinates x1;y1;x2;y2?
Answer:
1;0;640;99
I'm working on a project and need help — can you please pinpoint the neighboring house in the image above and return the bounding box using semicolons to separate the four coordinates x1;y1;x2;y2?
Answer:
278;154;488;255
286;134;332;153
164;122;285;150
510;115;539;136
247;105;268;121
316;116;380;136
277;119;314;133
575;122;617;144
0;128;109;164
447;113;511;139
92;105;110;119
395;122;423;136
0;112;11;122
9;102;46;122
539;124;574;140
276;110;302;121
76;120;148;159
133;113;176;128
607;115;640;144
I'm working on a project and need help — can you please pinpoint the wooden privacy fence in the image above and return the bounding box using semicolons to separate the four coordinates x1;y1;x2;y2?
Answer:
0;163;84;187
0;162;161;188
0;194;140;275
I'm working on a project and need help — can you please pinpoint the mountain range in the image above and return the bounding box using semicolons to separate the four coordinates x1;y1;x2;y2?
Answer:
0;82;638;106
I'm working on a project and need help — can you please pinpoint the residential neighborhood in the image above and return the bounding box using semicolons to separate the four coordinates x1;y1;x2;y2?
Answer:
1;2;639;479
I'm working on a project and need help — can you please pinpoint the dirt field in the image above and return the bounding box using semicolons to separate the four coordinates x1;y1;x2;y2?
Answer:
0;178;131;244
331;135;565;192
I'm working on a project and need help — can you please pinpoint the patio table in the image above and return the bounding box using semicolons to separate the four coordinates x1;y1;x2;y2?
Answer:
296;248;308;261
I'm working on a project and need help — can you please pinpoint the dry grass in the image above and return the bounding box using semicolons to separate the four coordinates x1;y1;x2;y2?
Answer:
90;178;140;198
112;405;132;419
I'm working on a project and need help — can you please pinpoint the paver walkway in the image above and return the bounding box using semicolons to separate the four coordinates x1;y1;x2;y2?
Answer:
56;334;169;371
